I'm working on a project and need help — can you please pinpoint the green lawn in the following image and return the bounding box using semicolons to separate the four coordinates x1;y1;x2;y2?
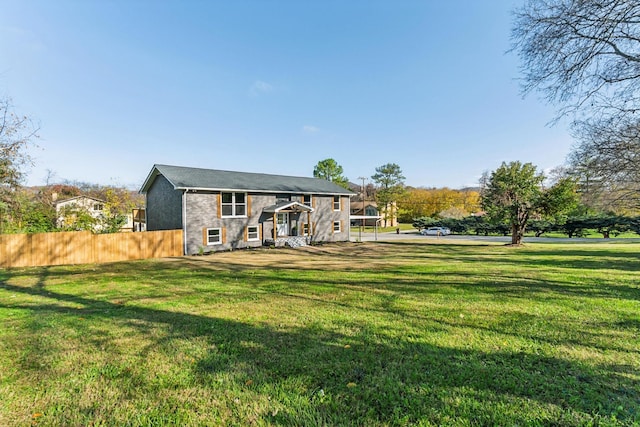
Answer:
351;223;415;233
1;241;638;426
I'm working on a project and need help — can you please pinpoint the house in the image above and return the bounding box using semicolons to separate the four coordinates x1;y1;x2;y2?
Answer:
140;164;354;254
350;200;384;226
55;195;107;229
55;195;139;232
347;182;397;227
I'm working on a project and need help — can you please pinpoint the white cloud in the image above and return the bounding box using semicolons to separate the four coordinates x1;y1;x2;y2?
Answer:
249;80;274;96
303;125;319;133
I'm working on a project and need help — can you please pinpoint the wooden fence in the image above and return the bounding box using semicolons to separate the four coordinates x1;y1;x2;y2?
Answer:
0;230;183;268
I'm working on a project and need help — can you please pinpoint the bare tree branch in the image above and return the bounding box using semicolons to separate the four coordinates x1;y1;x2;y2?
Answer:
513;0;640;212
512;0;640;121
0;96;39;206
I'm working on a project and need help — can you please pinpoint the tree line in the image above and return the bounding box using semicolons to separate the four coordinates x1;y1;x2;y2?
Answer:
413;214;640;239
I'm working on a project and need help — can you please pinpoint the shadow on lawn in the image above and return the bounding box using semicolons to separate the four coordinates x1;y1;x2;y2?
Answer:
182;248;640;303
1;271;639;425
372;241;640;271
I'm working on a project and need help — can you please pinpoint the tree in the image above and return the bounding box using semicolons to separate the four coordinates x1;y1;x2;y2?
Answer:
97;186;137;233
397;187;480;222
511;1;640;211
560;214;634;238
539;176;579;219
0;97;39;233
482;162;543;245
313;158;349;189
1;188;56;234
511;0;640;124
482;161;578;245
371;163;405;227
569;119;640;213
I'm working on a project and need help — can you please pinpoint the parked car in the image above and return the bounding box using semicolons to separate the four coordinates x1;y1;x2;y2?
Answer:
420;227;451;236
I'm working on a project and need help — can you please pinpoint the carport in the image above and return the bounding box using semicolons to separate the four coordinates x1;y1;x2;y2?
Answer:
350;214;382;241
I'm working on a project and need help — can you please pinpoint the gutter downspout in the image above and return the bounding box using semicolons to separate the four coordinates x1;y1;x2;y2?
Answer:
347;196;351;242
182;190;188;255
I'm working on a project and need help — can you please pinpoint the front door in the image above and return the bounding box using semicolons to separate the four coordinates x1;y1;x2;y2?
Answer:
276;213;289;236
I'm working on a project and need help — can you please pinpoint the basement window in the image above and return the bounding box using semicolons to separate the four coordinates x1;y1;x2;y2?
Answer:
207;228;222;245
247;226;259;241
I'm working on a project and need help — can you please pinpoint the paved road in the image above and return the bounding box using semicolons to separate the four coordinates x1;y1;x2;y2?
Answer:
350;230;640;244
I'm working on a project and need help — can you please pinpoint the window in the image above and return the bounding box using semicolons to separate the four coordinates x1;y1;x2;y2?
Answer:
247;226;259;241
276;193;291;203
333;221;341;233
333;196;341;211
302;223;310;236
365;206;377;216
206;228;222;245
221;192;247;217
93;203;103;211
303;194;312;207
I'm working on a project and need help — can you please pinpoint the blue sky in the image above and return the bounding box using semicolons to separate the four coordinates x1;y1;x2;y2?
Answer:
1;0;573;190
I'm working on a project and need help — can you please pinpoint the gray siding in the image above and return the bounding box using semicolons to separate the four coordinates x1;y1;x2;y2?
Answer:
185;192;275;255
310;195;350;243
146;175;183;231
182;192;350;254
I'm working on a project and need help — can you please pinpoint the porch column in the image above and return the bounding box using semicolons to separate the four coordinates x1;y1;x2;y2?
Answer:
273;213;277;239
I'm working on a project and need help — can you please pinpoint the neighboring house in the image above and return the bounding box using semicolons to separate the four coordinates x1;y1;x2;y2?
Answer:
55;195;137;232
350;201;383;226
55;196;106;229
348;182;397;227
140;164;354;255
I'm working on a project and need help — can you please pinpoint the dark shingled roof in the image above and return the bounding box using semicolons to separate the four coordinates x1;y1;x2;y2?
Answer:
141;164;354;195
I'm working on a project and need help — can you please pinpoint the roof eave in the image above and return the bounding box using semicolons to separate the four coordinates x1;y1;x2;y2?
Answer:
177;186;352;195
140;164;355;195
139;165;181;194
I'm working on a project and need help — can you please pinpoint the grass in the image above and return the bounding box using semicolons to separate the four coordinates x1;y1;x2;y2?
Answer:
352;224;640;239
1;240;639;426
539;231;640;239
351;223;415;233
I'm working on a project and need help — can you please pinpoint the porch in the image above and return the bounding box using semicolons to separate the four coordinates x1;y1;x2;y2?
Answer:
262;201;314;247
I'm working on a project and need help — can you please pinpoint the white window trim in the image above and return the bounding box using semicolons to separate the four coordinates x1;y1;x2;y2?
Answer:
303;194;312;207
207;228;222;245
247;226;260;241
333;221;341;233
333;196;341;211
221;192;247;218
